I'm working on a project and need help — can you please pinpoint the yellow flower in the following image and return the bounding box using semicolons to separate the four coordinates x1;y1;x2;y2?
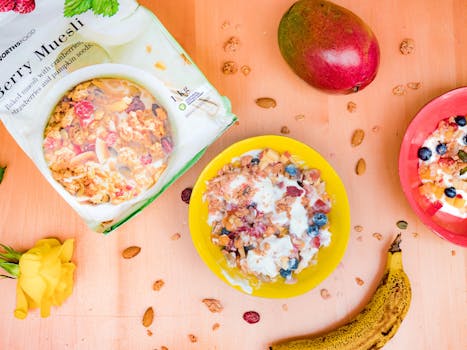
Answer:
14;238;75;319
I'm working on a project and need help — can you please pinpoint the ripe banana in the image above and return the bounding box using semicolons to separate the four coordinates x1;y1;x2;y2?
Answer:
269;233;411;350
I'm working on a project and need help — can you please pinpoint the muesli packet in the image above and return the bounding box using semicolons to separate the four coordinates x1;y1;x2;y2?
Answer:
0;1;236;233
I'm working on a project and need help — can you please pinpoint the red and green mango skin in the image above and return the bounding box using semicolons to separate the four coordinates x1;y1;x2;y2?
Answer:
278;0;380;94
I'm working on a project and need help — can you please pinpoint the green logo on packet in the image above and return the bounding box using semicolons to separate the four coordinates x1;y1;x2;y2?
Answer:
179;103;187;111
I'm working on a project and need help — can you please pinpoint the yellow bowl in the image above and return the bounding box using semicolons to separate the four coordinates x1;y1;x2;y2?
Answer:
189;135;350;298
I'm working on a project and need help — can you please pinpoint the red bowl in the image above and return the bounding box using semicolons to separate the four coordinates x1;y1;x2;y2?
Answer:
399;87;467;247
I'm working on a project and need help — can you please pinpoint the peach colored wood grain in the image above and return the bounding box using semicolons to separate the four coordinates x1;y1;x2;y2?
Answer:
0;0;466;349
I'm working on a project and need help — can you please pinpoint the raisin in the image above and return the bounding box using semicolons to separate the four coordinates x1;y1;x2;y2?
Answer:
126;95;145;112
181;187;193;204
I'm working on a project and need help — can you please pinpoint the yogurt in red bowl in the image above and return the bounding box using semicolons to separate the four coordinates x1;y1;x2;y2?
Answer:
399;87;467;246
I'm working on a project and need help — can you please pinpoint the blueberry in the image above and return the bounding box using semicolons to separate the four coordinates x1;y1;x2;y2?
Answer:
247;202;257;209
312;213;328;227
417;147;432;161
306;224;320;236
279;268;292;278
444;187;456;198
463;135;467;145
454;116;466;126
435;143;447;155
250;158;260;165
288;258;299;270
285;164;298;176
221;227;230;235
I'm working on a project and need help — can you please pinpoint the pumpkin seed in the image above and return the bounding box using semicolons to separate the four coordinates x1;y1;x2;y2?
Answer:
396;220;408;230
460;167;467;176
458;150;467;162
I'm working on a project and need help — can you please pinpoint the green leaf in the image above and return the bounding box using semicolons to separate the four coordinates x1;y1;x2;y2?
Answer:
0;243;22;262
91;0;119;17
0;261;19;278
0;166;5;184
64;0;92;17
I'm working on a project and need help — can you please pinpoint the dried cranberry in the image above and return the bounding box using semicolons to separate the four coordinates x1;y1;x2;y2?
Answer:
105;132;118;146
73;144;82;154
140;153;152;165
74;100;94;119
243;311;260;324
82;143;95;152
43;137;58;150
286;186;303;197
439;157;455;166
181;187;193;204
126;95;145;113
161;137;173;154
312;199;331;213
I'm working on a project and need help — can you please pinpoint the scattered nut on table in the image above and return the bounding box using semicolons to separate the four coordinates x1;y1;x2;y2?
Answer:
400;38;415;55
222;61;238;74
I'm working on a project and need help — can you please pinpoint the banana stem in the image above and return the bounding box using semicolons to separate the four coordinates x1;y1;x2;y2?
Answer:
389;233;402;253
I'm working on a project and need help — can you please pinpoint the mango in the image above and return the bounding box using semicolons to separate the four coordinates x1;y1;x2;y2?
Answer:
278;0;380;94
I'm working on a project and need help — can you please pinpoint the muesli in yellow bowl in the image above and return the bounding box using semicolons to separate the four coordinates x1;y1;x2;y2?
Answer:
189;135;350;298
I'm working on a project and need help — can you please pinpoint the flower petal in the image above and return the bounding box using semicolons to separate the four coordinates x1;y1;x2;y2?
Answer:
14;284;29;319
59;239;74;263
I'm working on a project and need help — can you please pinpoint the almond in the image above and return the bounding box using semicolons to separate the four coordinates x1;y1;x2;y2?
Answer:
142;307;154;327
351;129;365;147
122;246;141;259
255;97;276;108
355;158;366;175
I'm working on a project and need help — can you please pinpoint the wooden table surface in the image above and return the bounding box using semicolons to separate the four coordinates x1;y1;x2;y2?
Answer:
1;0;466;349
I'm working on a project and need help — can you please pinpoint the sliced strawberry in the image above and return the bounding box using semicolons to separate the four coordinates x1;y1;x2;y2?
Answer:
14;0;35;14
0;0;15;12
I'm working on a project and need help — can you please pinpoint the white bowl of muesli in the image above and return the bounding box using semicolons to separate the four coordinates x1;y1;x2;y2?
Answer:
39;64;176;207
399;87;467;246
189;135;350;298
